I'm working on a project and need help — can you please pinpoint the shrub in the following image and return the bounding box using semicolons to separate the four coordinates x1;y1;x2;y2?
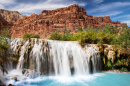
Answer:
103;25;118;34
23;33;30;39
23;33;40;39
49;32;61;40
78;27;83;31
97;31;114;44
106;60;112;68
117;60;122;66
113;28;130;54
30;34;40;38
0;38;10;74
0;28;11;38
120;67;128;72
0;38;19;74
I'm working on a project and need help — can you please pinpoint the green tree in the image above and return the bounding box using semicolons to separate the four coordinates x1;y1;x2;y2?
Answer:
103;25;118;34
0;38;10;74
0;38;19;74
49;32;61;40
78;27;83;31
114;28;130;54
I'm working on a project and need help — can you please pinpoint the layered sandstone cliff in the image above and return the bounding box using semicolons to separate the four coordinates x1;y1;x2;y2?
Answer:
0;9;26;29
10;4;124;38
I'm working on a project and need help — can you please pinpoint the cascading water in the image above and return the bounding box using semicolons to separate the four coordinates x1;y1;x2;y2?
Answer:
10;38;22;53
48;40;101;76
0;38;101;85
29;39;44;77
11;39;101;76
17;40;29;70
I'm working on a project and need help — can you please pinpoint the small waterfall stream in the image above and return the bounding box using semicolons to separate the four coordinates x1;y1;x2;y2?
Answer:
17;40;29;70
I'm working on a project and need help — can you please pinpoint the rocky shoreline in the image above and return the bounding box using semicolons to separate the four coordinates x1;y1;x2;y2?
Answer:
102;70;130;73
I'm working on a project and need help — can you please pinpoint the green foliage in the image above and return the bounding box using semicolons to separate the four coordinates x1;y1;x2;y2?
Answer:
103;25;118;34
117;60;122;66
0;38;10;74
120;67;128;72
86;26;95;32
80;31;98;44
0;38;19;74
61;29;71;41
78;27;83;31
122;24;127;29
106;60;112;68
30;34;40;38
97;31;114;44
23;33;40;39
0;28;11;38
49;29;114;44
72;31;113;44
49;32;61;40
49;29;74;41
113;28;130;54
117;59;129;66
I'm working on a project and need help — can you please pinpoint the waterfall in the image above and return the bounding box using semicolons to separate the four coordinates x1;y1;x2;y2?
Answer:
17;40;29;70
10;38;22;53
48;41;101;76
30;39;43;75
10;39;101;77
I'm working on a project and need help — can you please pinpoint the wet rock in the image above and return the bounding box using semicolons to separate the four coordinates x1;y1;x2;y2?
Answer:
108;51;115;62
104;48;109;56
113;70;121;73
0;80;5;86
22;69;27;74
8;84;13;86
12;77;17;81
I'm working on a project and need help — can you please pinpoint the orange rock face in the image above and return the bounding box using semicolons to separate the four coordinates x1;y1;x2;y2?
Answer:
0;9;26;29
10;4;124;38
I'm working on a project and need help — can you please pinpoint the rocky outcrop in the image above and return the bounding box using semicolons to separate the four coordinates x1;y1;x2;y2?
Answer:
98;44;115;63
0;9;26;29
0;14;9;29
10;4;125;38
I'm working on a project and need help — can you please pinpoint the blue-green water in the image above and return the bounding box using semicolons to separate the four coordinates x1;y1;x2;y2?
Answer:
14;72;130;86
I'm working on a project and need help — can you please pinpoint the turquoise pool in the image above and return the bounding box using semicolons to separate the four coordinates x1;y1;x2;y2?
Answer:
13;72;130;86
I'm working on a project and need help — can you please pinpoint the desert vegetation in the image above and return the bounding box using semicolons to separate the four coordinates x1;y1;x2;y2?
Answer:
0;28;11;38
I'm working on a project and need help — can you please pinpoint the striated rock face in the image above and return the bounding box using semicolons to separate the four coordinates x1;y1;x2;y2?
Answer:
0;9;26;29
0;14;9;29
10;4;124;38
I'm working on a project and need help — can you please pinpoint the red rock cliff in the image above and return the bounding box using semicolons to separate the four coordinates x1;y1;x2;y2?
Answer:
10;4;124;38
0;9;26;29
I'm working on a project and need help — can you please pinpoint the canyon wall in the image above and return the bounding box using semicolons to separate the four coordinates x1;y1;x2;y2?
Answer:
0;9;26;29
10;4;125;38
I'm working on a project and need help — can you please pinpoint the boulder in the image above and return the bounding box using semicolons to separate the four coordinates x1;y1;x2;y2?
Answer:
107;51;115;62
12;77;17;81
